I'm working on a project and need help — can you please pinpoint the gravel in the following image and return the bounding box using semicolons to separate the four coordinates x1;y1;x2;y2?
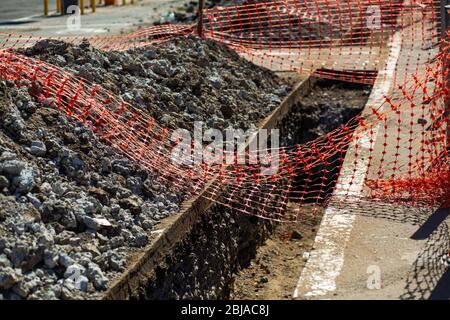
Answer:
0;36;289;299
20;36;289;132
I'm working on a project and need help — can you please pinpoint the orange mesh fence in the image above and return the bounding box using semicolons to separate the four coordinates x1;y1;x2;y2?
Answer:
0;0;448;221
203;0;442;84
0;23;195;51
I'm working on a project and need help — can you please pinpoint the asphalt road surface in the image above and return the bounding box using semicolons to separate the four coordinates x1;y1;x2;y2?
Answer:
0;0;55;23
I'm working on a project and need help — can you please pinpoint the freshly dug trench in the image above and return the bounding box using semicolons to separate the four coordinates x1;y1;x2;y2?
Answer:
230;206;324;300
231;79;372;299
134;79;372;300
0;37;289;300
281;79;371;202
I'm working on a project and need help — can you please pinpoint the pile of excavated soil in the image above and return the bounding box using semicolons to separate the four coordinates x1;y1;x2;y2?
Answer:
0;37;289;300
20;36;290;132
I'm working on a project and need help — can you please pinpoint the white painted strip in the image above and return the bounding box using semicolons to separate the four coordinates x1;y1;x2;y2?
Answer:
293;31;402;299
55;28;109;35
8;15;39;23
0;23;133;30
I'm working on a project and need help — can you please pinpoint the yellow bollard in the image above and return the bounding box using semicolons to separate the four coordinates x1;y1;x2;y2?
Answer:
44;0;49;16
122;0;126;5
80;0;84;15
56;0;62;13
91;0;96;13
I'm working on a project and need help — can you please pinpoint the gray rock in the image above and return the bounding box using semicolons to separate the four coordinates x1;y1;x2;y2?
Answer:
44;250;59;269
87;262;108;291
59;254;75;268
0;160;26;176
28;288;59;300
0;37;292;298
26;193;42;209
0;175;9;189
148;59;172;77
143;50;157;59
35;268;45;278
37;230;54;247
118;197;142;215
41;198;69;220
208;74;223;89
2;108;25;135
112;159;133;177
108;252;127;272
0;151;16;161
109;236;124;249
132;234;148;248
130;225;148;247
126;176;143;195
12;280;34;298
65;274;89;292
55;55;67;65
0;254;11;268
101;158;111;174
14;167;36;194
39;182;53;196
42;98;55;108
83;216;103;231
0;238;7;252
58;149;85;174
0;267;20;290
10;244;28;268
30;140;47;156
123;62;146;76
74;197;100;215
50;182;68;196
160;114;173;125
60;286;82;300
220;104;234;119
55;230;76;245
64;264;86;280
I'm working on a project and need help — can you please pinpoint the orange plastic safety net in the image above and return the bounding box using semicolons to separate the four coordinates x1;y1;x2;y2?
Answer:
0;0;448;222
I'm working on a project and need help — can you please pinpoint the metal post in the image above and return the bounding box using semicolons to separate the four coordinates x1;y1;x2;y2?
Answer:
197;0;205;38
80;0;85;15
44;0;49;16
443;1;450;151
56;0;62;13
91;0;96;13
441;0;450;38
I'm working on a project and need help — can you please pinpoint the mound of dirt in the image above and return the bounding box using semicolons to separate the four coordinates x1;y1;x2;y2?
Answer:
0;37;288;300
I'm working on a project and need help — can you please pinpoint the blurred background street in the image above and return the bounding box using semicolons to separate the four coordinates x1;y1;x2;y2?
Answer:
0;0;54;22
0;0;189;37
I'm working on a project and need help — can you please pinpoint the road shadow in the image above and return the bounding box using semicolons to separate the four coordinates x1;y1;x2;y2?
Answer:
429;268;450;300
331;199;449;300
411;207;450;240
400;206;449;300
